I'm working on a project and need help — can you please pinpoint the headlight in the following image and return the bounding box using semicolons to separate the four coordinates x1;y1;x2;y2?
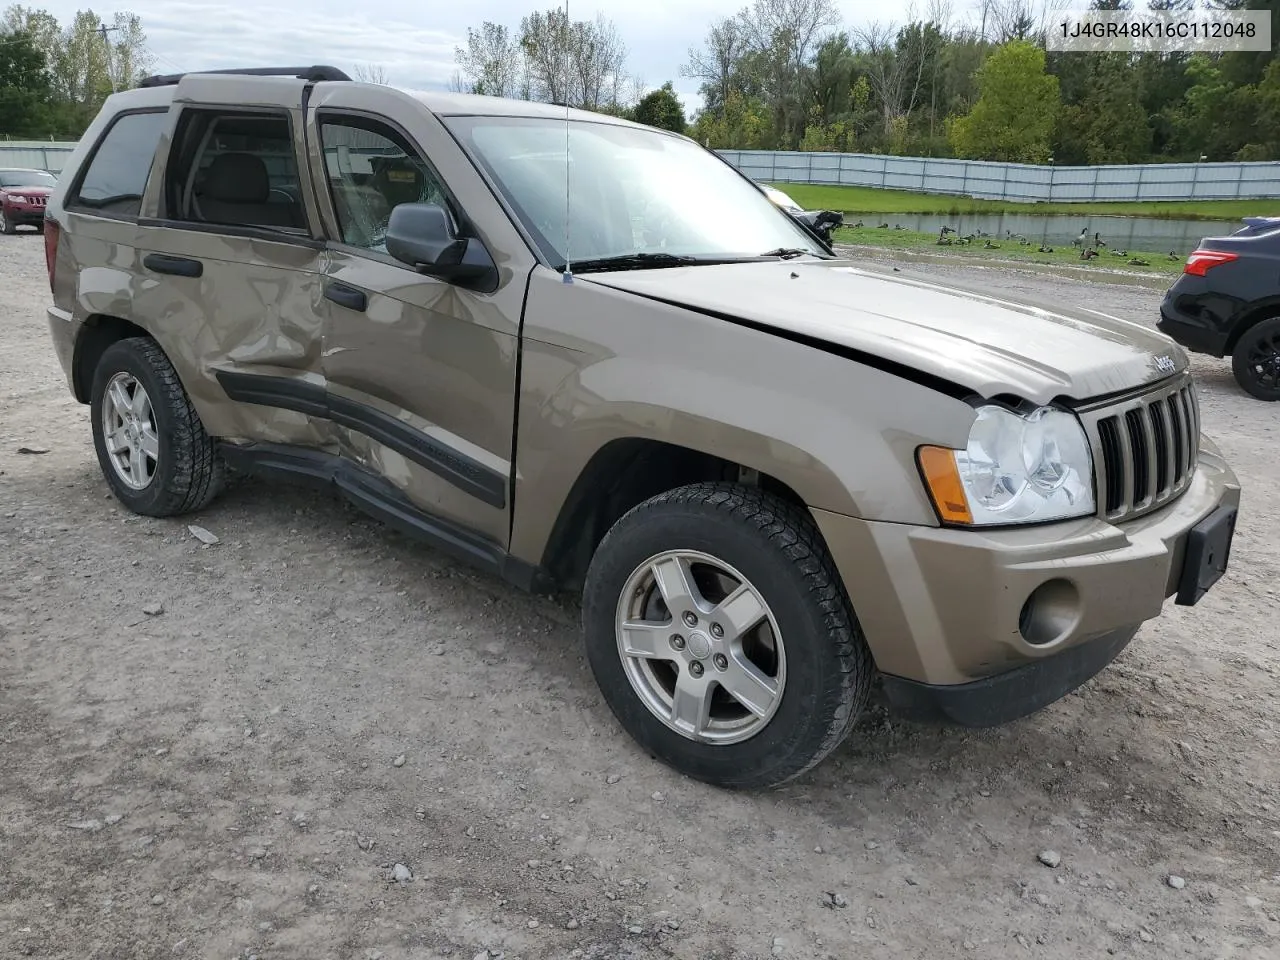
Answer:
918;405;1095;526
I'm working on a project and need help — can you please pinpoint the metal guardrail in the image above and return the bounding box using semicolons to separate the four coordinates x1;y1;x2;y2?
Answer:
717;150;1280;203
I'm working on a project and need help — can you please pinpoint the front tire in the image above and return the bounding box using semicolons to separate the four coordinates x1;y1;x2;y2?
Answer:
1231;317;1280;401
90;337;225;516
0;208;14;235
582;482;873;789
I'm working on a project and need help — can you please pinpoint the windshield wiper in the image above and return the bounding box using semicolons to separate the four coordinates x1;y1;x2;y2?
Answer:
759;247;811;259
560;252;724;274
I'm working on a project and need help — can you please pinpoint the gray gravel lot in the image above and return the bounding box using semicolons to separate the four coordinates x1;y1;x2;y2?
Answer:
2;232;1278;960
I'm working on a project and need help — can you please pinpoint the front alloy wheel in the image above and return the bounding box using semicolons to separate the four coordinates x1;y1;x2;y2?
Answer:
617;550;786;745
583;482;873;789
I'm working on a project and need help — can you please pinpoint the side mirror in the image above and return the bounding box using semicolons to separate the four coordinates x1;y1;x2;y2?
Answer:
385;202;497;289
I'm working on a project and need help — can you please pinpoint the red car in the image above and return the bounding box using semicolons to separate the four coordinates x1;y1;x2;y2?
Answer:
0;167;57;234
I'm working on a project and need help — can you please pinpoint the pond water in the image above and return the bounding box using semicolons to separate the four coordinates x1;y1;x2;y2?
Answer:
844;211;1253;255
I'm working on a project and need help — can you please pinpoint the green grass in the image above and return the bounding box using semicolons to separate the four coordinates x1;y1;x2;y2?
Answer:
832;225;1187;276
775;183;1272;222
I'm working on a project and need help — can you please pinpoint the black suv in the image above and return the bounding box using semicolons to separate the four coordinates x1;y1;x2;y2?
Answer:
1159;217;1280;401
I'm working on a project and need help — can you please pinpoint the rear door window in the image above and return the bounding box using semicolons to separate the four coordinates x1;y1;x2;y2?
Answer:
163;110;309;235
71;110;170;217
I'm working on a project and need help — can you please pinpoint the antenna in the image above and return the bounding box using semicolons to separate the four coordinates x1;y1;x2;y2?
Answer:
562;0;572;283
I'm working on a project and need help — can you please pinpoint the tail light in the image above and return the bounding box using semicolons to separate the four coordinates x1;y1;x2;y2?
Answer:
1183;249;1238;277
44;217;60;294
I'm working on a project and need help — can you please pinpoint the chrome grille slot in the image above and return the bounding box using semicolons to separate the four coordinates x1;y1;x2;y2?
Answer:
1082;375;1200;522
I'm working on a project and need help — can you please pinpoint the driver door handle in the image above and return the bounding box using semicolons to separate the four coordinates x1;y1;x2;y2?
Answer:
324;281;368;313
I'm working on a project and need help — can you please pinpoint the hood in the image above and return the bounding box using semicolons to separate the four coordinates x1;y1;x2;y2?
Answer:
584;258;1185;405
3;184;51;196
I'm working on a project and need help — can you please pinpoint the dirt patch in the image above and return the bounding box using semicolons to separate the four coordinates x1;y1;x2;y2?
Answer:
2;234;1278;960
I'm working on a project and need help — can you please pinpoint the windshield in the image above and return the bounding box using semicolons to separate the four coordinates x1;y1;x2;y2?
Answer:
443;116;826;268
0;170;56;188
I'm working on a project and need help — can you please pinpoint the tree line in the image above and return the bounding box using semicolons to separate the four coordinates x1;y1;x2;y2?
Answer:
454;0;1280;164
1;4;149;139
3;1;1275;163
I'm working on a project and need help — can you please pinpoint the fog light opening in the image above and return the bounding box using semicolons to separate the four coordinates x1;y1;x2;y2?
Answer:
1018;579;1081;647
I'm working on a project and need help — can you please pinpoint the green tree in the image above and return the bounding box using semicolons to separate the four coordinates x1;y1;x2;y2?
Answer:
2;5;151;135
949;40;1058;162
632;81;686;133
0;27;50;135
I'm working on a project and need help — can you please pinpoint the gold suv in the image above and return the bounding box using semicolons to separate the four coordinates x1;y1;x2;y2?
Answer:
43;66;1240;788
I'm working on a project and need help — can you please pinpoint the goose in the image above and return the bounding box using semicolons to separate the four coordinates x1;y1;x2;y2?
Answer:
1073;227;1088;247
1127;257;1150;266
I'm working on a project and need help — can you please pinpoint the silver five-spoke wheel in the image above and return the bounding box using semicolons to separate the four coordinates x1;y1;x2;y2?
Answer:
616;549;786;744
101;371;159;490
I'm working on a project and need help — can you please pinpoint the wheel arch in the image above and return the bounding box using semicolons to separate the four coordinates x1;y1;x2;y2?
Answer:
1226;300;1280;355
533;436;816;594
71;314;153;403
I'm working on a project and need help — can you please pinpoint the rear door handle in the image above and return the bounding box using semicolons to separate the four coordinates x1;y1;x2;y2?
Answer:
324;282;368;313
143;253;203;278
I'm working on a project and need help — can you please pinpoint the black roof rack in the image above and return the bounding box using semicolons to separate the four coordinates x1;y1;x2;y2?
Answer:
138;65;352;88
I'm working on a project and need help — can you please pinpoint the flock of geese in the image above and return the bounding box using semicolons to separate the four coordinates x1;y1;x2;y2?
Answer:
849;219;1184;268
865;222;1185;267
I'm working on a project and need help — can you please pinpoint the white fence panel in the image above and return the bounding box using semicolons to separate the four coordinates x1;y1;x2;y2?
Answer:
714;149;1280;203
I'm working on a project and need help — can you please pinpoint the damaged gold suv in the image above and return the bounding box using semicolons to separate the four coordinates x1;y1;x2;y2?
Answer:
44;66;1240;788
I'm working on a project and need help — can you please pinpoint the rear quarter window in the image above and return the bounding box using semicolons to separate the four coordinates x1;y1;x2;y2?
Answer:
71;110;170;218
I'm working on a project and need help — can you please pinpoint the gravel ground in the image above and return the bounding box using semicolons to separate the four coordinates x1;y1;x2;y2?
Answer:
2;232;1278;960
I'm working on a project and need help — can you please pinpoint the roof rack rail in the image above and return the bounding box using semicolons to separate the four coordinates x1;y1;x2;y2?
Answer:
138;65;352;88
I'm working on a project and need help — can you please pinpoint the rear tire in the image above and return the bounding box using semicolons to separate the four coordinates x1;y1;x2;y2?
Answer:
90;336;225;516
1231;317;1280;401
582;482;873;789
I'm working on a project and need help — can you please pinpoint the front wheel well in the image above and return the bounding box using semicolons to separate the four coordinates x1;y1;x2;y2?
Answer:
72;315;150;403
538;437;811;594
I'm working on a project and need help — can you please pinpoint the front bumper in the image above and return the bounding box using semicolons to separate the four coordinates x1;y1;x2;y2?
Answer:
812;439;1240;719
3;202;47;225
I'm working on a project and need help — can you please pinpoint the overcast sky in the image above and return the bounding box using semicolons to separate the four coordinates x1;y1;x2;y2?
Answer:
40;1;1092;113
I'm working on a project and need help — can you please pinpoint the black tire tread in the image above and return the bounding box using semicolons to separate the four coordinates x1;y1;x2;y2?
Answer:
94;337;224;515
588;481;873;788
1231;316;1280;402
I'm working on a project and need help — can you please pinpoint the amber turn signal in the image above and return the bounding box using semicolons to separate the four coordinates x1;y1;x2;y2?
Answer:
918;446;973;525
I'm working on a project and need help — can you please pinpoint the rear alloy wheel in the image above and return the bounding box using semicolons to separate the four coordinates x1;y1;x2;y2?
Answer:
90;337;225;516
583;482;873;789
1232;317;1280;401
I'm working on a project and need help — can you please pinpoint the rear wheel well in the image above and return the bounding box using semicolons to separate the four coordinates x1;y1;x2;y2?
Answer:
1226;303;1280;355
72;315;149;402
539;438;810;594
